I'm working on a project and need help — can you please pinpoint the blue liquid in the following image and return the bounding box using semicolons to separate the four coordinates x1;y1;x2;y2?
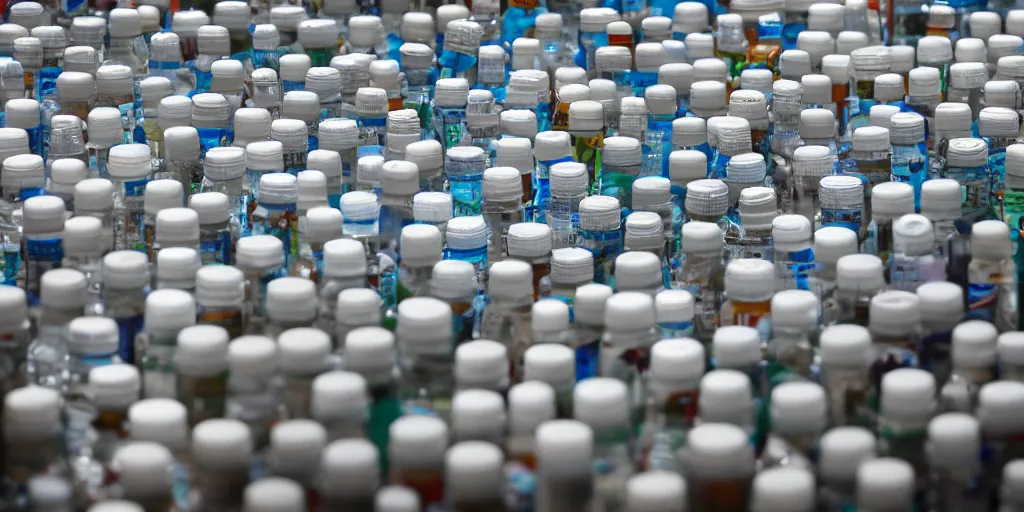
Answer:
781;21;806;50
575;31;609;72
575;338;600;381
445;246;488;275
37;66;61;101
579;229;624;285
630;71;658;97
537;103;553;132
116;315;145;364
439;51;478;79
2;251;19;287
250;48;282;72
379;206;414;252
503;5;544;45
449;172;484;217
778;248;815;291
890;143;928;210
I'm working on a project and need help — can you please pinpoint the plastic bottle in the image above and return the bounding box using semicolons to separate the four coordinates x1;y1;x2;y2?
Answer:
387;415;447;508
863;181;914;261
54;71;94;122
3;386;63;486
318;439;379;510
45;159;86;213
136;289;194;399
316;120;359;197
818;324;873;427
889;214;946;291
396;297;455;416
405;140;445;193
107;144;154;253
638;338;702;470
720;258;774;335
913;282;964;383
931;103;975;179
625;472;687;512
568;100;605;191
504;381;555;508
234;235;286;334
940;320;998;413
600;136;643;208
378;160;418;258
967;220;1017;330
878;368;937;487
113;442;177;511
429;260;480;344
600;292;658;384
682;423;754;511
574;378;633;511
190;419;253;510
173;325;230;426
578;195;623;285
534;420;594;512
195;265;245;339
506;223;552;300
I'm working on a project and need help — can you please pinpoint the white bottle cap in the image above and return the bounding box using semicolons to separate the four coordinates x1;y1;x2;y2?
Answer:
113;441;174;499
871;181;914;219
175;325;229;377
67;316;118;359
142;289;195;334
243;478;304;512
62;46;98;75
684;178;729;218
780;49;812;80
985;81;1021;110
949;320;997;369
928;413;981;471
574;377;629;431
536;420;594;477
192;418;252;469
836;31;869;55
892;214;934;256
954;38;986;64
95;64;134;98
101;250;148;290
128;398;189;452
688;80;727;116
711;325;760;369
396;297;452;352
807;3;844;32
819;324;872;368
455;339;508;390
972;220;1012;260
724;258;774;303
856;458;915;510
339;190;380;224
821;54;851;86
613;250;661;292
504;223;550;261
266;278;318;324
161;127;201;164
486;259;533;300
650;337;704;385
257;172;298;206
979;106;1021;138
699;369;754;425
235;235;285;271
770;290;818;334
412;192;453;225
770;381;827;436
819;426;876;484
399;224;442;269
108;8;142;38
87;502;144;512
297;18;340;49
797;32;835;67
39;269;85;314
322;239;367;280
84;108;124;148
2;153;44;193
916;36;953;66
927;4;956;28
680;221;722;258
278;327;331;376
579;195;621;233
444;215;487;252
626;472;687;512
335;289;382;331
672;117;707;148
389;415;448;470
4;385;61;441
655;290;695;326
156;95;192;130
532;299;570;340
155;207;199;246
446;442;505;503
673;2;709;34
978;380;1024;436
836;254;884;294
889;112;925;146
751;467;816;512
106;143;154;181
508;381;557;436
995;41;1024;69
270;419;328;481
226;336;277;381
574;283;613;327
567;100;605;133
155;247;201;290
378;160;418;198
375;486;421;512
278;54;312;84
881;368;936;422
451;389;506;442
684;423;754;478
524;343;575;390
55;70;94;102
297;169;329;208
916;281;963;331
144;179;184;217
604;291;656;332
738;68;774;95
869;290;921;338
920;179;962;222
658;63;693;98
934;102;973;133
194;265;244;310
969;11;1002;41
871;73;904;104
320;438;379;500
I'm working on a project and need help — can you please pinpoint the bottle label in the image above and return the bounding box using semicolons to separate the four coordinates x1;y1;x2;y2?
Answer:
23;237;63;304
820;207;863;233
125;178;149;253
251;203;298;259
200;309;245;339
200;231;233;265
778;248;815;290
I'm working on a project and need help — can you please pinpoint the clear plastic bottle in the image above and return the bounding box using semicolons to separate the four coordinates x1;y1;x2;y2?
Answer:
637;338;702;471
318;437;380;511
267;419;327;493
568;100;606;191
542;162;587;250
684;178;730;233
26;271;81;392
454;340;508;397
443;147;486;218
816;426;876;509
276;327;332;421
46;159;88;212
600;292;659;389
967;220;1017;330
189;192;238;266
251;173;299;266
931;103;975;179
315;240;367;342
194;265;244;340
572;378;634;511
507;223;552;300
396;297;455;417
816;175;866;245
495;138;536;210
235;235;286;334
533;420;595;512
979;381;1024;494
675;221;726;341
18;196;63;306
190;419;252;510
878;368;937;488
725;186;776;261
270;117;309;176
334;290;384;355
112;441;177;512
173;325;229;427
913;282;964;386
599;136;642;209
862;181;914;262
339;191;381;284
919;179;962;259
224;335;279;451
682;423;754;511
2;386;64;487
432;78;470;150
523;344;575;420
868;290;923;377
578;195;623;285
699;368;757;437
940;321;998;414
262;278;318;341
719;259;774;338
481;167;525;264
944;137;993;224
107;144;154;254
136;289;195;400
379;160;418;258
3;101;41;158
154;208;200;256
926;413;985;511
388;415;448;508
316;120;360;198
127;398;191;508
405;140;445;193
763;379;826;468
503;381;555;507
54;71;95;123
889;214;946;292
818;324;873;427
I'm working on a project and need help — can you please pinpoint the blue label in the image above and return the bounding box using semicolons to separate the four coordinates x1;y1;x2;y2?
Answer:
200;232;233;265
576;339;600;381
18;187;44;201
116;315;145;365
125;178;148;196
148;60;182;69
967;282;997;322
821;208;863;233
